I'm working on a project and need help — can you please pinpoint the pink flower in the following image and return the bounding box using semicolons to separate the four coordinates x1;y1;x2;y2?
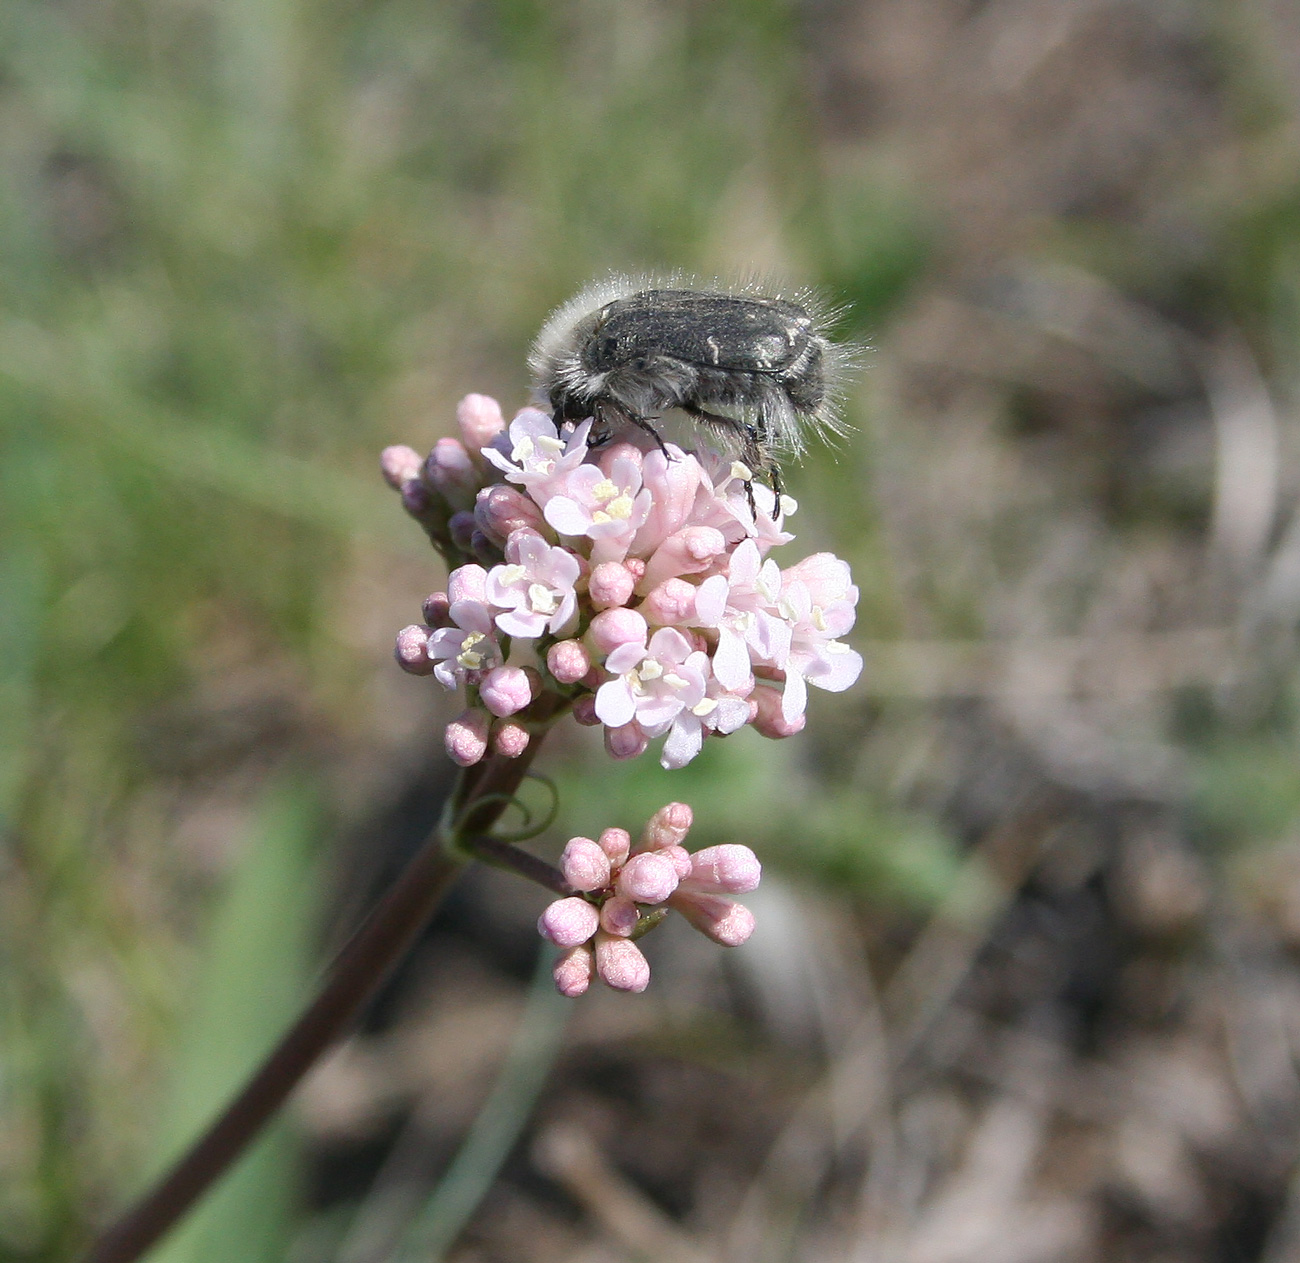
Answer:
543;454;653;564
629;445;705;556
695;540;792;690
659;674;752;770
485;530;580;639
595;628;709;735
775;554;863;722
482;409;592;503
425;600;502;690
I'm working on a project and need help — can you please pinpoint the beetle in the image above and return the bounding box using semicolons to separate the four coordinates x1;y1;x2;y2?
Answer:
529;276;853;500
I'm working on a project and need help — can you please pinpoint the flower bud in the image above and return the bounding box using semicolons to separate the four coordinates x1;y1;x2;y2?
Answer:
546;639;591;686
380;445;423;489
573;695;601;726
474;485;546;545
641;802;693;851
588;562;637;610
401;480;433;517
594;932;650;992
642;526;727;589
553;944;594;997
448;511;477;552
457;393;506;449
445;708;490;767
616;852;679;904
470;530;501;567
600;896;640;937
638;578;698;625
423;437;478;510
587;608;647;655
749;684;805;739
480;665;533;718
683;845;762;894
598;828;631;866
599;440;644;472
605;722;648;761
659;844;693;881
670;890;756;946
422;592;452;628
394;625;433;675
560;838;611;892
538;896;599;948
447;564;488;606
492;720;530;758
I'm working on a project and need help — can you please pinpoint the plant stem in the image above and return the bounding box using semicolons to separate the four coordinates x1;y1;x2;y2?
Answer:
84;746;544;1263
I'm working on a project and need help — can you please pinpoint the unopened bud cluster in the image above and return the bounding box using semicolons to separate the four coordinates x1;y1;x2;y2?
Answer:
383;394;862;770
538;803;761;995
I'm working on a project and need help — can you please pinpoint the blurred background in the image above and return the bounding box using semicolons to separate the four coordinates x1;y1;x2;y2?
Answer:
6;0;1300;1259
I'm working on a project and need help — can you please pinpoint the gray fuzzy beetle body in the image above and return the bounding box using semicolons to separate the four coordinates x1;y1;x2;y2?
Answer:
529;276;852;497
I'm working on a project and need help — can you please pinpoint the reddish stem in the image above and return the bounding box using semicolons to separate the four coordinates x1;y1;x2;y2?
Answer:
84;747;544;1263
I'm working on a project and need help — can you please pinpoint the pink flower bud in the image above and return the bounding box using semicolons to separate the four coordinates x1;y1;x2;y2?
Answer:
380;445;423;488
447;564;488;605
422;592;452;627
642;526;727;589
616;852;679;904
538;896;600;948
445;708;490;767
659;845;693;881
595;932;650;992
683;845;762;894
600;896;640;937
641;802;693;851
599;441;644;473
546;639;591;686
457;393;506;449
605;722;648;761
749;684;806;739
474;485;546;545
638;578;698;625
423;438;478;509
588;562;637;611
553;944;594;997
670;890;756;946
492;720;530;758
573;695;601;726
560;838;611;892
448;512;477;552
394;625;433;675
598;828;631;866
624;558;647;582
587;608;647;655
479;665;533;718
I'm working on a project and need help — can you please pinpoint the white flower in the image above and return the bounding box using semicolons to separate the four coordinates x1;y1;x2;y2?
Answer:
596;628;714;768
485;530;580;639
482;409;592;504
695;539;792;690
543;455;653;564
425;600;503;690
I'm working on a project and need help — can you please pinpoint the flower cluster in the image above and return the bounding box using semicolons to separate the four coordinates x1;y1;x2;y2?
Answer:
538;803;761;995
382;393;862;770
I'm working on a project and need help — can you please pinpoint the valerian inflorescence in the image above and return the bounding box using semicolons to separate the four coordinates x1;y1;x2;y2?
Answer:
382;393;863;772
